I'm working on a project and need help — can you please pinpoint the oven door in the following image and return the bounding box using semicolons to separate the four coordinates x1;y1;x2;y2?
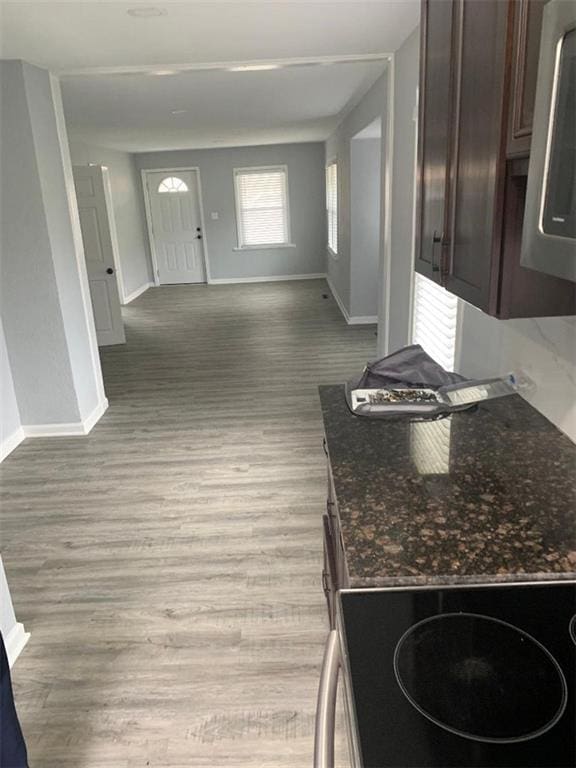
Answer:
521;0;576;282
314;606;362;768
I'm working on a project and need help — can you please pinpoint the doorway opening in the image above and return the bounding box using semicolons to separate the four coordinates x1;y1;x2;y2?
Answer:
350;117;382;322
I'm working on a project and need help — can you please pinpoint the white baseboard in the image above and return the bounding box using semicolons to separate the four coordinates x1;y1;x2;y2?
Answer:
123;282;153;305
326;275;351;323
23;397;109;438
326;276;377;326
208;273;326;285
0;427;26;463
81;397;109;433
4;622;30;668
348;314;379;325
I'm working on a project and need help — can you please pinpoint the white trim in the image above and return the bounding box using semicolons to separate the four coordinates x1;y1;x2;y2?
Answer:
57;53;393;78
326;275;377;326
406;86;420;349
232;243;296;252
23;397;108;438
141;167;211;286
0;427;26;463
348;315;378;325
123;281;153;305
378;55;395;358
49;75;108;407
233;164;291;249
208;273;326;285
327;275;350;322
4;622;30;669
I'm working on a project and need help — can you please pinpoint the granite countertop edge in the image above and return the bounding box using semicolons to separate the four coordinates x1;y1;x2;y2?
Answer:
348;570;576;589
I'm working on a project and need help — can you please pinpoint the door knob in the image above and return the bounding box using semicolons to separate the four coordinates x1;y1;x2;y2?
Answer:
106;267;114;275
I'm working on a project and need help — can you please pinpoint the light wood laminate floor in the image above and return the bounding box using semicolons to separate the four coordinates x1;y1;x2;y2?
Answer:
1;280;376;767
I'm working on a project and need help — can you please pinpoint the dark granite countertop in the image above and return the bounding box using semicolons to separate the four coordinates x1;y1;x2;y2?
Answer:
319;385;576;588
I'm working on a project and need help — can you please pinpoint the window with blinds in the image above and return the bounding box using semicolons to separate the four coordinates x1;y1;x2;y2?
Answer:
411;273;459;372
326;162;338;254
234;166;290;248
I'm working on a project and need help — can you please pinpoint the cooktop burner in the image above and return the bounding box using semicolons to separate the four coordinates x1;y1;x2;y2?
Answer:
393;612;567;743
339;582;576;768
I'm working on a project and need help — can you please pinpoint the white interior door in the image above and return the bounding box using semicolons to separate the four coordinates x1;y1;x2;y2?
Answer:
73;165;126;346
145;170;206;285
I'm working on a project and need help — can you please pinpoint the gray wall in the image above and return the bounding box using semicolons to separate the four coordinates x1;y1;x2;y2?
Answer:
350;136;381;317
0;60;105;425
69;141;153;300
381;28;420;354
0;318;21;445
325;70;388;316
135;143;325;281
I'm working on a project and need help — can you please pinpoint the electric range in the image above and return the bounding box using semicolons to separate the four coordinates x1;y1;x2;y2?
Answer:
338;582;576;768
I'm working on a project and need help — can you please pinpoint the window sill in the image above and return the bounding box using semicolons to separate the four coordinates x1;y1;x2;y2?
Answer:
233;243;297;252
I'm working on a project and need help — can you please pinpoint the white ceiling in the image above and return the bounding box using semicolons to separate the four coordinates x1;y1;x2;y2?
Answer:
0;1;419;72
60;60;388;151
0;1;419;152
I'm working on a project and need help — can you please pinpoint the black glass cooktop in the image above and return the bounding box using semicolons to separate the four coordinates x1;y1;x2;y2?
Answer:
339;582;576;768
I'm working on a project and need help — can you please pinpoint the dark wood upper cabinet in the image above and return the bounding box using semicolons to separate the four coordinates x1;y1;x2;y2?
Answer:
415;0;454;283
445;0;509;312
508;0;547;157
415;0;576;319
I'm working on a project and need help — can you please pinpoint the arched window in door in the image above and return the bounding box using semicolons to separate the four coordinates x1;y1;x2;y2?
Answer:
158;176;189;193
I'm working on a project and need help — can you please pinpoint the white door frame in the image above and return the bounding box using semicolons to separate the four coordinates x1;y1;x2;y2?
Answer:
141;167;211;286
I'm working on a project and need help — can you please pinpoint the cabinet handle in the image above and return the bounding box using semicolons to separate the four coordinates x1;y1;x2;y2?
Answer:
431;231;442;272
321;569;330;597
314;630;340;768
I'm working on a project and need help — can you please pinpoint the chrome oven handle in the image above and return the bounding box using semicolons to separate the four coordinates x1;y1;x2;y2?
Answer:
314;629;340;768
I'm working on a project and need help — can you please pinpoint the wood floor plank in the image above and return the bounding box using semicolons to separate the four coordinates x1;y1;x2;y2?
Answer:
1;280;375;767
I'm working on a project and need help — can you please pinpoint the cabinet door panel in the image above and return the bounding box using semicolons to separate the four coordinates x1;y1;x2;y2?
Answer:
446;0;510;311
508;0;546;157
415;0;454;282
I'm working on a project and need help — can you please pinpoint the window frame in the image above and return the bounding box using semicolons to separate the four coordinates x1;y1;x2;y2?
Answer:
326;161;338;257
157;176;189;193
232;165;293;251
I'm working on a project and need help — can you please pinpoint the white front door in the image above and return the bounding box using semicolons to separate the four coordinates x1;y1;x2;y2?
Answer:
145;170;206;285
73;165;126;347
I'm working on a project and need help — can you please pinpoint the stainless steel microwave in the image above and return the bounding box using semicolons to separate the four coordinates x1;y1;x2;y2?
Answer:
521;0;576;282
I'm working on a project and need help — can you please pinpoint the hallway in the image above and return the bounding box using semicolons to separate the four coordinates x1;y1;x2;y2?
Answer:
0;280;376;767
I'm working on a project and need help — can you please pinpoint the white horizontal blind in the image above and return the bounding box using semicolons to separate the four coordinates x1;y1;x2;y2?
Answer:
234;167;289;247
326;163;338;254
411;273;459;372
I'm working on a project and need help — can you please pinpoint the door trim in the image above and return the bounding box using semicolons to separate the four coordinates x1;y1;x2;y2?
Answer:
141;167;211;286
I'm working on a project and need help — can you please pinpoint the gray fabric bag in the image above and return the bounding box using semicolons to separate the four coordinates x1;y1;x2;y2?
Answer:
345;344;470;419
350;344;466;390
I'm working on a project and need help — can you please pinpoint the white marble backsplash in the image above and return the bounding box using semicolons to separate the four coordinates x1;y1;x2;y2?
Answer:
457;304;576;443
